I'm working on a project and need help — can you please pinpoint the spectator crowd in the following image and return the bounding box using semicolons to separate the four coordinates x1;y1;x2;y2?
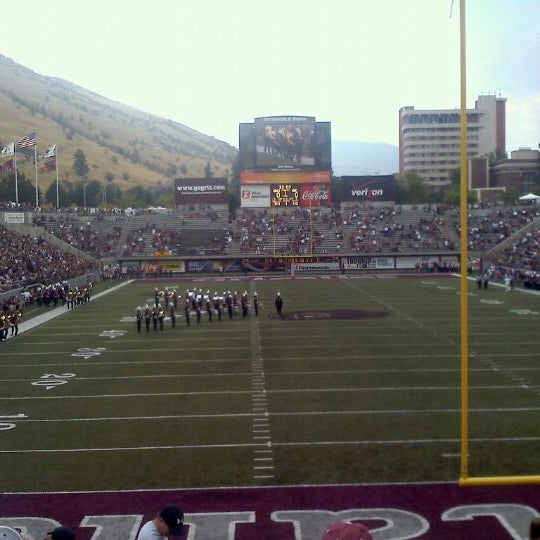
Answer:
0;202;538;293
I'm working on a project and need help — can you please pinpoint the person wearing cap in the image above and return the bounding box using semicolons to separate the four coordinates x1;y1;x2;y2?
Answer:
136;306;143;333
45;526;76;540
184;298;191;326
136;505;185;539
144;305;152;332
322;521;373;540
274;291;283;316
241;291;249;318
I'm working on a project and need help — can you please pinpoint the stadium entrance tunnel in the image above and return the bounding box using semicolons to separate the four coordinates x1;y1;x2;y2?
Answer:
270;309;390;320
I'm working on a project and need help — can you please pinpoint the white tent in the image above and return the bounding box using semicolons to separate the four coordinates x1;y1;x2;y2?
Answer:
519;193;540;201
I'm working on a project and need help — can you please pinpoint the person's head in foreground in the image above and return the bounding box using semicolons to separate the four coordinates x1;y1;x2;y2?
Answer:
156;505;186;536
45;527;76;540
530;517;540;539
322;521;373;540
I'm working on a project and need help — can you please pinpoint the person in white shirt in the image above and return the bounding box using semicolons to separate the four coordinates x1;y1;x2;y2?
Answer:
136;505;186;539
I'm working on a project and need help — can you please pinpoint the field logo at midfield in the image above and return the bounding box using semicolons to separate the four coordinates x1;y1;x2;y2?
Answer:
272;309;389;320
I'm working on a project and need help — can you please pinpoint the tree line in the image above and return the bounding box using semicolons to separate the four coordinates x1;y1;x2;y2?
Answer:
1;149;533;210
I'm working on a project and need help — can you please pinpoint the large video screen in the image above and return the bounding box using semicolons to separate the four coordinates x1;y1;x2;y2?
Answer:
238;116;331;171
254;116;316;168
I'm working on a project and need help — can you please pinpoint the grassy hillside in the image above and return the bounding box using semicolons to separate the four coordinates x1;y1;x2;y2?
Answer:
0;55;237;192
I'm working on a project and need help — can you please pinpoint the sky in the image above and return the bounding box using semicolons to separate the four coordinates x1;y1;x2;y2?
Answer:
2;0;539;152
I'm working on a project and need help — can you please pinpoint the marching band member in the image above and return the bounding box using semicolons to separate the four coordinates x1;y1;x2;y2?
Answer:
241;291;249;318
0;312;7;341
158;304;165;331
136;306;143;333
144;305;152;332
213;292;222;321
205;291;213;322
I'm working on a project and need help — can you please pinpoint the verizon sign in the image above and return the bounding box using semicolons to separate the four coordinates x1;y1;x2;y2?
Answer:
341;175;396;202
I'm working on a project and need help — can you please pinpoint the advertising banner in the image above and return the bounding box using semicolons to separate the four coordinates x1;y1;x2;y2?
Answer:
160;262;186;273
241;170;330;185
269;182;331;208
394;256;459;270
240;185;271;208
395;256;439;270
294;261;340;271
341;175;396;202
141;262;185;274
299;183;331;207
175;178;228;205
344;256;395;270
3;212;25;224
187;260;224;273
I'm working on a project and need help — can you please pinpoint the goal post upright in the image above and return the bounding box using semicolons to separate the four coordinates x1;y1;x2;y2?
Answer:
457;0;540;487
458;0;470;485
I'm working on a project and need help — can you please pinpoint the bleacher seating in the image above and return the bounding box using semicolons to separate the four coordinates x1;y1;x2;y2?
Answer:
1;200;538;291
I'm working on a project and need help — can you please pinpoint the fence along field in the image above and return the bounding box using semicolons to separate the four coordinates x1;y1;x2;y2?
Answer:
0;274;539;493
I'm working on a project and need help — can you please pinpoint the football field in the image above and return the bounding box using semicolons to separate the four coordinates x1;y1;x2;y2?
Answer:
1;273;540;494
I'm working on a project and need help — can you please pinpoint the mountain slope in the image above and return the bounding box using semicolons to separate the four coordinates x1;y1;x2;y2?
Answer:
0;55;237;191
332;140;399;177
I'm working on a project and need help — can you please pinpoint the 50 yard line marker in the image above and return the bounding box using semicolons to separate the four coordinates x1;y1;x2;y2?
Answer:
250;287;275;482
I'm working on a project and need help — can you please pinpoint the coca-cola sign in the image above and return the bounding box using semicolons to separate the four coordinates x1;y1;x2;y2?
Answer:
302;190;328;201
299;184;331;207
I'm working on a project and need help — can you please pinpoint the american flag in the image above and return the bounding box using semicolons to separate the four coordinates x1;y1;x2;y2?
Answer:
16;131;36;149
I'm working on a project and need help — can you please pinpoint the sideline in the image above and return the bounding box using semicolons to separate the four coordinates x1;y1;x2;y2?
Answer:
16;281;132;337
453;273;540;296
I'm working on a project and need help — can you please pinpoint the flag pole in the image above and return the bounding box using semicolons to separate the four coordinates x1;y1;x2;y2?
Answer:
14;147;19;204
55;146;60;209
34;142;39;208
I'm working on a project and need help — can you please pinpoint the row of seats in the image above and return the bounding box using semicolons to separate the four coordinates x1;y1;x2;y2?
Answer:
5;203;539;284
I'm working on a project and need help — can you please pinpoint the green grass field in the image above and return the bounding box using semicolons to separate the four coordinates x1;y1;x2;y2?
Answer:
1;274;539;493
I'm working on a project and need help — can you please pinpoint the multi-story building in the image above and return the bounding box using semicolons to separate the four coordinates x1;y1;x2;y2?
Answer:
399;94;506;188
493;148;540;193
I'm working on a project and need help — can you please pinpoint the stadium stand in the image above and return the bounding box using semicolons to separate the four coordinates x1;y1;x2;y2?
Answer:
0;201;538;294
